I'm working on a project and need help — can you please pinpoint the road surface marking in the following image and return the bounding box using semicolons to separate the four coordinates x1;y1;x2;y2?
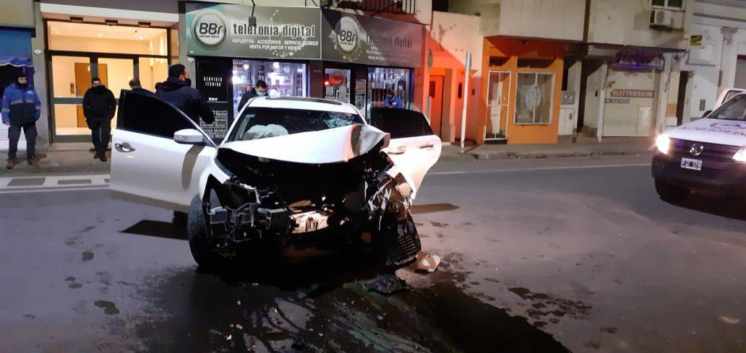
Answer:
431;163;650;176
0;174;110;192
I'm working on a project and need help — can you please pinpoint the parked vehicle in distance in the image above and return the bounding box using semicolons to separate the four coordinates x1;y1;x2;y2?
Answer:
110;92;441;270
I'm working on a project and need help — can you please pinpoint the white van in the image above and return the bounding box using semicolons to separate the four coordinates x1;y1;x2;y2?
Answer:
652;88;746;201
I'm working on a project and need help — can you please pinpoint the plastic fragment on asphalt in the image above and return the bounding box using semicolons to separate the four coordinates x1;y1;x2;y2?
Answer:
362;273;408;295
235;324;243;330
237;300;241;306
720;315;741;324
415;252;441;273
226;334;232;341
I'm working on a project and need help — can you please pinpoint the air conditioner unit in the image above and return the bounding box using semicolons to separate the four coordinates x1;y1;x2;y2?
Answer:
650;8;684;30
650;8;673;28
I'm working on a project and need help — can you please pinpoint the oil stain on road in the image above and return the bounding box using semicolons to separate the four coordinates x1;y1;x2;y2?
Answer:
122;254;570;353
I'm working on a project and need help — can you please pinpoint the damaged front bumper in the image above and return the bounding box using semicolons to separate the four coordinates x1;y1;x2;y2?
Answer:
203;152;422;267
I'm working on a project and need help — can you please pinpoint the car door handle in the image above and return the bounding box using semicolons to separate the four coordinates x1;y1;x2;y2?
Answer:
114;142;135;153
419;144;435;149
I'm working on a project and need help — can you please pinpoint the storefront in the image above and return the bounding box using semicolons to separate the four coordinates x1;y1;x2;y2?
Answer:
184;2;424;140
44;20;177;141
481;38;566;144
0;0;36;151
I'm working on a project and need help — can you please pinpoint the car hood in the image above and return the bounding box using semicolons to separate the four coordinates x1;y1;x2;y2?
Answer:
220;124;386;164
667;118;746;147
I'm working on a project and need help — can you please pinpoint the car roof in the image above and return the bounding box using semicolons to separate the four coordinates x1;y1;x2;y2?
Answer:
247;96;360;115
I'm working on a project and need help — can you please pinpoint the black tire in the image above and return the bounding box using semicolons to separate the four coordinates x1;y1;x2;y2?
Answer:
655;179;689;203
187;196;224;271
173;211;188;233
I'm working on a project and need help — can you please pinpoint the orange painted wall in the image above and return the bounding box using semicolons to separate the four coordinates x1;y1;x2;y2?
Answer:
424;34;483;144
480;38;567;144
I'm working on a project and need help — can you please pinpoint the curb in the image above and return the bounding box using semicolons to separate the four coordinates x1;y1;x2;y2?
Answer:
440;149;651;161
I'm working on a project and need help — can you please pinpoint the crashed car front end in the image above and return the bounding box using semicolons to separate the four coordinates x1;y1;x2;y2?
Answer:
202;125;422;267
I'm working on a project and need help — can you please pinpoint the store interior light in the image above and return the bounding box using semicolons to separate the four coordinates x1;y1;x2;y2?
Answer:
243;64;250;71
273;62;280;70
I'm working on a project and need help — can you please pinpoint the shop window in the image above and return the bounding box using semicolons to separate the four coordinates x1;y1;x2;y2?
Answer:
324;68;351;103
515;73;554;125
48;21;168;56
652;0;683;9
118;91;195;139
369;108;433;139
232;60;307;113
368;67;411;110
138;58;169;92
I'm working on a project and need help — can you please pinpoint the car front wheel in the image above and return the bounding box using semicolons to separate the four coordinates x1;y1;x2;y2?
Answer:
187;196;224;271
655;179;689;203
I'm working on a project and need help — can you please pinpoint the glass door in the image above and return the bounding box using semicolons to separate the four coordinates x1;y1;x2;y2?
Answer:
485;71;510;141
324;68;351;103
97;57;135;130
50;55;93;137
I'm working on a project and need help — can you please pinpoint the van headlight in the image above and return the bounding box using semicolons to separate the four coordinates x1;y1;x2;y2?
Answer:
733;148;746;162
655;134;671;155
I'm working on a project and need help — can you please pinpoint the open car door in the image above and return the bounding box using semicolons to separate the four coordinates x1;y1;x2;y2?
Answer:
369;108;442;197
110;90;217;211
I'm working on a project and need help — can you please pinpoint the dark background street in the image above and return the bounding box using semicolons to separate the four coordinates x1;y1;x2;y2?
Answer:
2;154;746;353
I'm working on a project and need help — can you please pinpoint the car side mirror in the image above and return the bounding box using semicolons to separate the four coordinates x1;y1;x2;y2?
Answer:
382;132;391;149
174;129;206;145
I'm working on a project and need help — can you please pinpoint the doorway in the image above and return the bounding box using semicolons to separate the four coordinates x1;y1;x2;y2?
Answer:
428;75;445;138
485;71;510;141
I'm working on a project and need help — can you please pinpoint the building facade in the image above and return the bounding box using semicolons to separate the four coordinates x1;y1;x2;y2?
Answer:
0;0;37;151
19;0;430;145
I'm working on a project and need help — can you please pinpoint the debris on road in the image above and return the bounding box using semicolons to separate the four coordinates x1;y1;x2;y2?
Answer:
720;315;741;325
415;252;441;273
362;273;408;295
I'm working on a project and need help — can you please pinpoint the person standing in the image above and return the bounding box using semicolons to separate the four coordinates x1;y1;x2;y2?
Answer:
155;64;214;125
1;73;41;169
83;77;116;162
128;78;152;95
237;79;268;112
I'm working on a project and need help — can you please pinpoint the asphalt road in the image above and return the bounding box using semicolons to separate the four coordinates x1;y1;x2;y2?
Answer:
2;154;746;353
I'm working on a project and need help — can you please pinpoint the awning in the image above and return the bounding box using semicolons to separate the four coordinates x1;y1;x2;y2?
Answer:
0;28;32;67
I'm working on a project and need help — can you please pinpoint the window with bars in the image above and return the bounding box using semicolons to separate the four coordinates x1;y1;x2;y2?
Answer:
515;73;554;125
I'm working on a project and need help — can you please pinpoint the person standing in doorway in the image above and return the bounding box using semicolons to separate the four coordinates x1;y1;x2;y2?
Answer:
383;89;403;109
129;78;152;95
83;77;116;162
1;73;41;169
237;79;267;112
155;64;214;125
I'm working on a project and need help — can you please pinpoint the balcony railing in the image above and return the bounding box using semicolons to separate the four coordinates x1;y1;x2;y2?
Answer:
329;0;417;15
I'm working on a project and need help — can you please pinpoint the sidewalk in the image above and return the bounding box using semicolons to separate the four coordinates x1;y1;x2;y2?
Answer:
440;136;654;161
0;137;653;177
0;142;110;177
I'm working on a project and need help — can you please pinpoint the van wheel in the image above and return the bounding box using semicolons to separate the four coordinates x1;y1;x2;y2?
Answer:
187;196;224;271
655;179;689;203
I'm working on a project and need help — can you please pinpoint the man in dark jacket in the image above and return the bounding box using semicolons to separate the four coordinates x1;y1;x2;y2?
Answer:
1;73;41;169
129;78;152;95
155;64;214;125
83;77;116;162
237;79;268;113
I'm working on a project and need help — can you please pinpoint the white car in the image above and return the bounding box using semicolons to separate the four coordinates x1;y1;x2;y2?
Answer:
110;92;441;270
652;89;746;201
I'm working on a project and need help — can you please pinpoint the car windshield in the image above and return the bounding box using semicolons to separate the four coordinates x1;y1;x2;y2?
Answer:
228;107;365;141
708;94;746;121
